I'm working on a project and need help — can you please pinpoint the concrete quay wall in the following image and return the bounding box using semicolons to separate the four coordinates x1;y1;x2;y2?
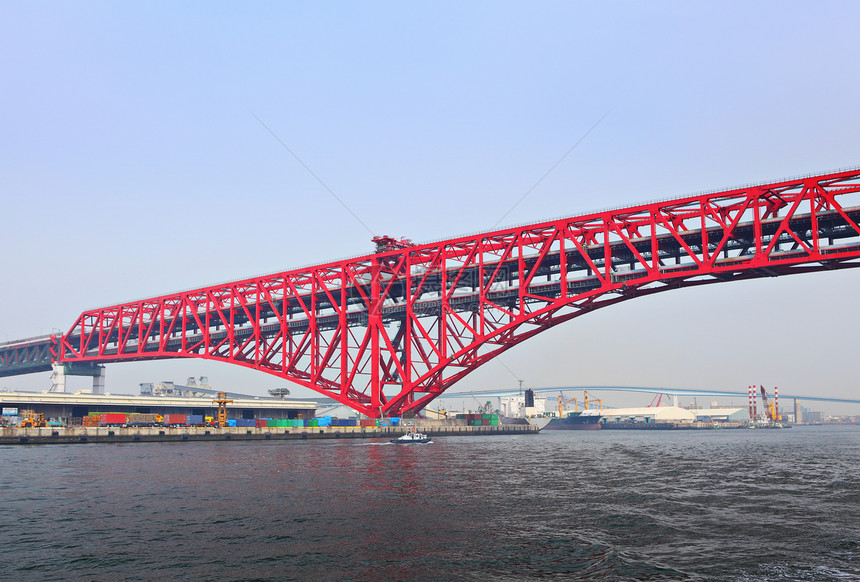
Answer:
0;422;538;445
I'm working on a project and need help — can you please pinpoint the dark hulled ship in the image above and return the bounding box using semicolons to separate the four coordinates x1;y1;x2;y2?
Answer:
543;410;603;430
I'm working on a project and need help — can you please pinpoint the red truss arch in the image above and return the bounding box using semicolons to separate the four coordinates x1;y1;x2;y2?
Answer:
55;168;860;417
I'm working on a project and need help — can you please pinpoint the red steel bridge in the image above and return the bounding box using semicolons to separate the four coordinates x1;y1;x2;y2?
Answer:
2;168;860;417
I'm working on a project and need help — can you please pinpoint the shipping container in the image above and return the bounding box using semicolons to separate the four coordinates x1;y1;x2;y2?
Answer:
255;419;268;428
227;419;237;427
166;414;187;426
187;414;204;426
236;419;255;428
100;413;127;426
308;419;319;427
128;413;159;423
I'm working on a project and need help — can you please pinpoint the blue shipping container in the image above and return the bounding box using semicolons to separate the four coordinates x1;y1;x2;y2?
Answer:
236;419;255;428
227;419;237;427
187;415;204;425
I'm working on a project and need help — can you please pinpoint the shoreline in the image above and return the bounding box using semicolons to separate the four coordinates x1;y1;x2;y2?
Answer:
0;422;538;445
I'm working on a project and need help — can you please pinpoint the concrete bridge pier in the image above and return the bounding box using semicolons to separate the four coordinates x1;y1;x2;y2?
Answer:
49;364;66;393
49;363;106;394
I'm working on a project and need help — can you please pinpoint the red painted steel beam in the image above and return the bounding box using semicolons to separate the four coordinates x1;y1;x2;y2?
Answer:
48;168;860;417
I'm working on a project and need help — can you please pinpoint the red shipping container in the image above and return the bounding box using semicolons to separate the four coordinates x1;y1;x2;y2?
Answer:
166;414;187;425
255;419;268;428
100;413;127;425
482;419;490;426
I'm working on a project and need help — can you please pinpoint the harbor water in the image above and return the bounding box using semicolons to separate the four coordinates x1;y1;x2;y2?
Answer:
1;425;857;580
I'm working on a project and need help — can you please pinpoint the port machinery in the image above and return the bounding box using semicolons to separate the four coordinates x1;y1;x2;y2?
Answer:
3;168;860;418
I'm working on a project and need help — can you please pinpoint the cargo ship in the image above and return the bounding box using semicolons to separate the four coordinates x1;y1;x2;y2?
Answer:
543;410;603;430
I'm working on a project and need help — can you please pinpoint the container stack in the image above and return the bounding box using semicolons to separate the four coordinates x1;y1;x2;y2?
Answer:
456;413;500;426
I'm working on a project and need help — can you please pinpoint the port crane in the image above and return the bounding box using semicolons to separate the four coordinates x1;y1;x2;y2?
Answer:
558;391;604;417
583;391;603;412
212;391;233;428
759;385;782;422
557;395;578;418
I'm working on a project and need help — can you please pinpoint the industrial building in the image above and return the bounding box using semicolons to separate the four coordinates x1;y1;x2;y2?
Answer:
0;389;317;425
601;406;750;424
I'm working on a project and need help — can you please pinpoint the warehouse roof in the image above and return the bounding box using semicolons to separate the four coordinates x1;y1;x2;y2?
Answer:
0;390;317;411
601;406;697;422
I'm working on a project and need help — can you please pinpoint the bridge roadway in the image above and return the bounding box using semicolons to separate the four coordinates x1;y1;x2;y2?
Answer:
3;206;860;374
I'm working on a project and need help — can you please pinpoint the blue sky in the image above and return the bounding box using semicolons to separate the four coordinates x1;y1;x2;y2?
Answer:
2;1;859;413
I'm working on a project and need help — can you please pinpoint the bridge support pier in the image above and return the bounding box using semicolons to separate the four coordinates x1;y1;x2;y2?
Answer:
92;367;105;395
48;363;105;394
49;364;66;393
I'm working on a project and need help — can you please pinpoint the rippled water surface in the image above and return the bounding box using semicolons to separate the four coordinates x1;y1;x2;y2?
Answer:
1;425;857;581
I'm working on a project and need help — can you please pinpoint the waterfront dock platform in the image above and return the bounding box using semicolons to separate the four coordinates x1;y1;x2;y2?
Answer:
0;422;538;445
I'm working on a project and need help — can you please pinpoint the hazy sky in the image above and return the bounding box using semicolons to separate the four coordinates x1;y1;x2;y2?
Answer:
2;1;859;414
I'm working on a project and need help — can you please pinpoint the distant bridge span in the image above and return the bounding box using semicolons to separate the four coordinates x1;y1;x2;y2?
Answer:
2;167;860;417
442;386;860;406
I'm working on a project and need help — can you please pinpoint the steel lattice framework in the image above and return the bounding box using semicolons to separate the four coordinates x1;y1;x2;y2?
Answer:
0;336;55;378
14;168;858;416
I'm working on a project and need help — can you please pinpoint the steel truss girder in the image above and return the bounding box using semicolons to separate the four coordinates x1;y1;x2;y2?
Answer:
50;168;860;417
0;336;56;378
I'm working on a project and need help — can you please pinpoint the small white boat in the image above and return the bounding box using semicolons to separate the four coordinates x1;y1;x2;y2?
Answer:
390;430;432;444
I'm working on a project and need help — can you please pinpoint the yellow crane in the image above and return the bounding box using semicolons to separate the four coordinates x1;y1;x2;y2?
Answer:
557;395;578;418
583;391;603;412
759;385;782;422
213;391;233;428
